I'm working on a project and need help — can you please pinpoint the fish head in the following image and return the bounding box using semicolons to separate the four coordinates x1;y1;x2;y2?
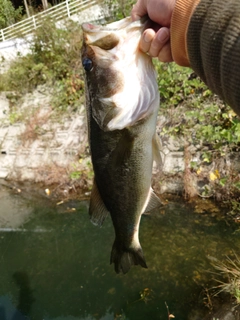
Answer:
81;30;124;101
81;17;159;131
82;23;126;128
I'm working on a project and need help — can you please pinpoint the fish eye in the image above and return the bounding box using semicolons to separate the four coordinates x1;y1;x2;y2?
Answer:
82;58;93;72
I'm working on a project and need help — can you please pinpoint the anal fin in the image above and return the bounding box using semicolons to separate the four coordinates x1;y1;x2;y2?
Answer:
89;179;109;226
143;188;162;214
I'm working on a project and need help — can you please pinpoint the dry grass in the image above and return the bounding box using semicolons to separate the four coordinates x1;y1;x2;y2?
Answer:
210;253;240;304
19;107;52;144
33;162;92;200
183;142;198;199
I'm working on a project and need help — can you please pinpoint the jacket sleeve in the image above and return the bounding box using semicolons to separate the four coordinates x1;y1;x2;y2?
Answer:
171;0;240;115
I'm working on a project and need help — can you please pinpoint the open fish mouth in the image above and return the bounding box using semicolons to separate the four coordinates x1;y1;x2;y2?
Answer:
82;16;149;48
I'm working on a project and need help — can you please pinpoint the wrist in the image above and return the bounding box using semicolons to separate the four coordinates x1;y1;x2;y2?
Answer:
171;0;201;66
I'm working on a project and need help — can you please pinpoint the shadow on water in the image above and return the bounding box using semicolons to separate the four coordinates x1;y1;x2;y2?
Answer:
0;272;34;320
0;307;6;319
0;184;240;320
13;271;35;318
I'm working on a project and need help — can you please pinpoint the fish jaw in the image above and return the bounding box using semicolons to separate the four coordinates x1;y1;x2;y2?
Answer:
82;17;146;48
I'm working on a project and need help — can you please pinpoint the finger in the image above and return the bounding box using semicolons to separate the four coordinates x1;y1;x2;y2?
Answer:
131;1;147;21
148;27;170;57
158;41;173;62
139;29;155;53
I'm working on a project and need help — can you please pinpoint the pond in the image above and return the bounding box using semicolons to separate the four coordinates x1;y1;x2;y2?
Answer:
0;182;240;320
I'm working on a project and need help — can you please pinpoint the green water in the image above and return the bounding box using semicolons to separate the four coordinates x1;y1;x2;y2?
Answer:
0;186;240;320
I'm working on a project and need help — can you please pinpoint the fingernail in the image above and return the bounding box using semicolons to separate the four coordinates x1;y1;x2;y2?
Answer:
157;29;169;43
143;31;152;43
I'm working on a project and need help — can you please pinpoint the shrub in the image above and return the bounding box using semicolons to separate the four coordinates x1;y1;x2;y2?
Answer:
0;18;84;111
0;0;23;29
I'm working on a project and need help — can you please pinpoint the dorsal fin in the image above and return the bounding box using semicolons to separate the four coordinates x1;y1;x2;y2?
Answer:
152;133;163;168
89;180;109;226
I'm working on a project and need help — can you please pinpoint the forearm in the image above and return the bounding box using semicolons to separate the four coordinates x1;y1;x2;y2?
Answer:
171;0;200;66
171;0;240;114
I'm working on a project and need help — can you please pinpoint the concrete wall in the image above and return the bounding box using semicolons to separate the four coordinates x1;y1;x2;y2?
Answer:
0;90;88;181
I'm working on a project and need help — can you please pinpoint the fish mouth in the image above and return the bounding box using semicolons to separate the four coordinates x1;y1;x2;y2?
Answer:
82;16;150;48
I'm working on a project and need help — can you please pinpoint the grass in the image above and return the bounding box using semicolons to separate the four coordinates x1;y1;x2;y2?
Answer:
210;253;240;304
154;61;240;152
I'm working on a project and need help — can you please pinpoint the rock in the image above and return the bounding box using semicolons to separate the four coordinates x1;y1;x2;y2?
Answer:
203;302;240;320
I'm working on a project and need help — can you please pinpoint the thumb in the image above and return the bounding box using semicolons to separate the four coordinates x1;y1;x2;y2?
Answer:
131;1;147;21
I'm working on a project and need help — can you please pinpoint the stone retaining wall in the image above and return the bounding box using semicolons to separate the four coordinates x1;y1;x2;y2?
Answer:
0;89;87;182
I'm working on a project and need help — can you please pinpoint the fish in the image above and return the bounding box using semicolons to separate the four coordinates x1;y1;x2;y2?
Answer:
81;17;162;274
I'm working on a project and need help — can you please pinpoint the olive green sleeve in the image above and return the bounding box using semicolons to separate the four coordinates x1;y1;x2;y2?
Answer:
187;0;240;115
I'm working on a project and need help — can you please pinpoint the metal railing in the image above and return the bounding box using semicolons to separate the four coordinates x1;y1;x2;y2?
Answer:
0;0;100;42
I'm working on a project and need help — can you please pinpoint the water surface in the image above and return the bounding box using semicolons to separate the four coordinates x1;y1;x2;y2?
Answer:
0;184;239;320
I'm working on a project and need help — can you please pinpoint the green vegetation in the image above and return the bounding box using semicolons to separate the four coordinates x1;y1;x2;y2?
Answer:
69;159;94;188
0;0;23;29
107;0;135;19
0;18;84;112
154;62;240;202
155;62;240;151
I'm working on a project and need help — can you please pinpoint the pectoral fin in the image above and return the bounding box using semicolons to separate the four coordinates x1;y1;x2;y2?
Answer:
89;180;109;226
143;189;162;214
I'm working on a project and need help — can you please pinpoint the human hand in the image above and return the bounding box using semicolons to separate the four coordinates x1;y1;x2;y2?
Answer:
131;0;176;62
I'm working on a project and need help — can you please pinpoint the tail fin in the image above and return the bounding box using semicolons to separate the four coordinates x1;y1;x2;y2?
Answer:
110;241;147;274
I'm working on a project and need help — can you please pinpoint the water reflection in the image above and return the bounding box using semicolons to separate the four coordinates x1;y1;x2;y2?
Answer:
0;185;239;320
0;185;32;229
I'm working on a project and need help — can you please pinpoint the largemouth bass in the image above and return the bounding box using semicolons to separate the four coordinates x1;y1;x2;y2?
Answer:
81;17;162;274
